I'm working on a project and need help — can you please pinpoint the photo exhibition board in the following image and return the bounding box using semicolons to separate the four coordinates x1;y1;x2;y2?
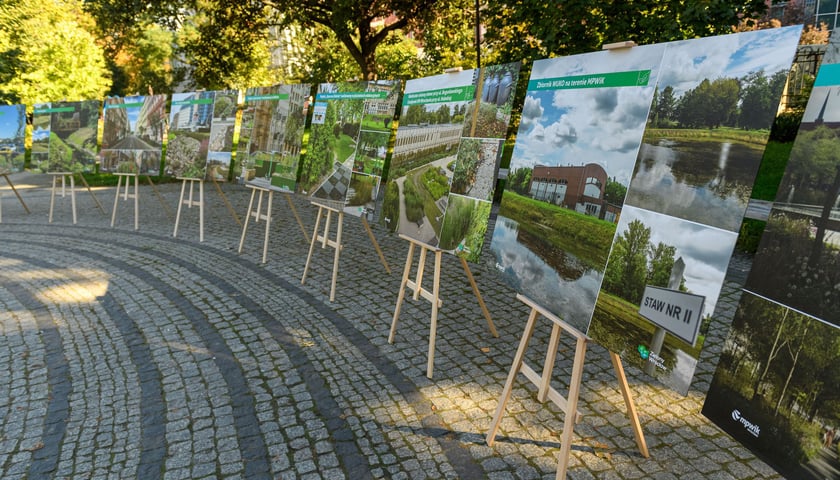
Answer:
489;25;803;396
490;45;666;331
101;95;168;176
238;84;311;191
31;100;101;173
588;26;802;395
165;90;239;181
0;104;27;174
702;32;840;479
301;80;401;217
380;62;521;262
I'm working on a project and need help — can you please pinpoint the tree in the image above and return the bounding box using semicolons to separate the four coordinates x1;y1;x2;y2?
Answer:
264;0;443;80
603;177;627;206
483;0;768;65
0;0;111;105
647;242;676;287
654;86;677;127
119;23;178;95
603;219;651;303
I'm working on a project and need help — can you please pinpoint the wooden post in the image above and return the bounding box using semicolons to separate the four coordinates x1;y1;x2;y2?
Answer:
173;178;205;242
485;294;648;479
211;176;242;226
301;202;344;302
75;172;105;214
361;216;391;274
460;257;498;337
284;193;310;243
1;173;30;214
50;173;78;224
389;235;496;378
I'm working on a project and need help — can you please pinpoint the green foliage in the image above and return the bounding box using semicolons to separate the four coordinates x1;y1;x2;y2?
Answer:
347;175;374;205
499;190;615;269
381;181;400;231
603;219;652;304
735;218;766;253
0;0;111;105
403;177;424;222
483;0;768;66
751;140;793;201
769;111;804;143
439;196;491;262
421;167;450;200
603;178;627;206
506;167;531;195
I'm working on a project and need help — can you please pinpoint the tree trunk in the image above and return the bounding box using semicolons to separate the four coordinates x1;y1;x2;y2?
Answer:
774;320;809;416
752;309;788;400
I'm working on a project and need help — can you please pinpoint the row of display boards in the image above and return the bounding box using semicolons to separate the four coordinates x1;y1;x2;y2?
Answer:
2;24;839;478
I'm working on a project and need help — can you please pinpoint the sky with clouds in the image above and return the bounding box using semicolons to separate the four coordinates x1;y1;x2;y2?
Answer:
607;205;737;316
0;106;25;141
510;44;665;186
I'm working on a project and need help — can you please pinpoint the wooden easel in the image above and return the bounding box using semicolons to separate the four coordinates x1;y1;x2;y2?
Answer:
49;173;77;224
238;183;276;263
111;173;139;230
173;178;204;242
301;201;392;302
388;234;499;378
0;173;30;216
486;294;649;479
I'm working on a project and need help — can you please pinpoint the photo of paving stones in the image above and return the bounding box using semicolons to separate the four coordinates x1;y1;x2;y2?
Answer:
0;172;783;479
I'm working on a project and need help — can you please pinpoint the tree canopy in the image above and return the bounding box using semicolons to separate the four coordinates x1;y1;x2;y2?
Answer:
0;0;111;105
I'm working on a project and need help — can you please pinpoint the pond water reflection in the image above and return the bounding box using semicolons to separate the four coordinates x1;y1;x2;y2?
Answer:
625;139;761;231
489;216;602;331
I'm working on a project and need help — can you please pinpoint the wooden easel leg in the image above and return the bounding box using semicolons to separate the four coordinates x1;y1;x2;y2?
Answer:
389;242;416;343
174;179;187;238
538;323;562;403
556;336;587;480
49;175;57;223
329;211;343;302
361;216;391;274
77;173;105;214
301;206;324;285
426;250;443;379
69;175;77;224
610;352;649;458
486;306;541;446
134;175;139;231
146;175;173;221
322;209;332;249
413;246;428;301
255;191;264;223
460;257;498;337
111;175;123;227
212;176;241;226
285;194;310;243
199;180;204;242
3;174;30;214
238;188;257;253
262;191;273;264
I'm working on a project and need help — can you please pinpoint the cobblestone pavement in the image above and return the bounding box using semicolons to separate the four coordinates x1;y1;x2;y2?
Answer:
0;172;782;479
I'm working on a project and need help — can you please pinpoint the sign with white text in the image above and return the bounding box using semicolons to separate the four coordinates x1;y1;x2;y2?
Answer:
639;286;705;345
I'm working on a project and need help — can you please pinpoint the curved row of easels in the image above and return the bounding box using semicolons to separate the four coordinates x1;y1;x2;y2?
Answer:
8;172;652;478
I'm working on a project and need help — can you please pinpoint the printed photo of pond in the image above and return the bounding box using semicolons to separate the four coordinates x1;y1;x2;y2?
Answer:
624;137;763;232
491;44;664;329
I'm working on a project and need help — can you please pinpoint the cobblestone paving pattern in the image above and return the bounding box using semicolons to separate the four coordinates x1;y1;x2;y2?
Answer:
0;173;783;479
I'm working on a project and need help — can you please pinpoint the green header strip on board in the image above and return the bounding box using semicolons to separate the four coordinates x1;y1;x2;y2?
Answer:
104;102;145;109
403;86;475;105
814;63;840;87
317;91;388;100
245;93;289;102
172;98;214;106
528;70;652;91
33;107;75;114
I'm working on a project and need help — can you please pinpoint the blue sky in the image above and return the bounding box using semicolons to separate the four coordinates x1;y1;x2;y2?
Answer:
511;44;665;186
0;105;25;141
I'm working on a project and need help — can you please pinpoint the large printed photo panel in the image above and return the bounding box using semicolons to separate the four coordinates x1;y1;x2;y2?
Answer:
0;104;27;174
239;84;310;191
303;80;401;216
586;26;802;396
101;95;167;175
489;45;665;330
